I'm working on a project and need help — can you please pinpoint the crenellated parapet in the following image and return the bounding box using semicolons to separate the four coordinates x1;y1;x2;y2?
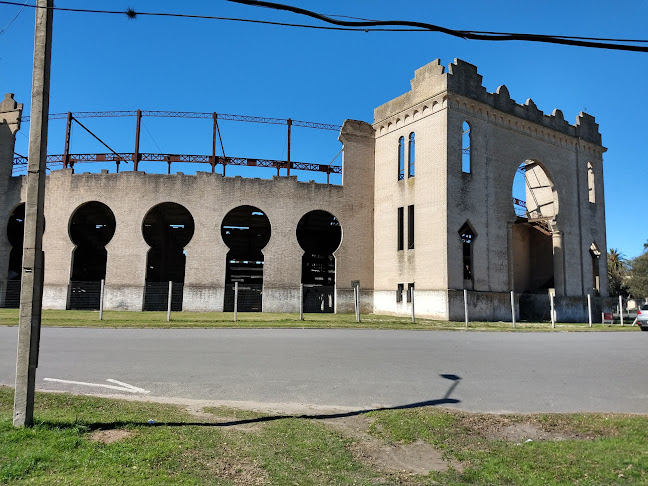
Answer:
374;59;602;146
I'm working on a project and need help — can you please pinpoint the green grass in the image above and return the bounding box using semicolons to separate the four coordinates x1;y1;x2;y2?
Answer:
2;387;647;485
367;408;648;485
0;308;638;331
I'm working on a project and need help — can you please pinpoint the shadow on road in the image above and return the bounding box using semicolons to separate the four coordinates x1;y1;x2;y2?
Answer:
39;374;463;431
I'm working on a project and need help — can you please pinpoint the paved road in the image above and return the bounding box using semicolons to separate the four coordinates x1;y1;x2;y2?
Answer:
1;327;646;413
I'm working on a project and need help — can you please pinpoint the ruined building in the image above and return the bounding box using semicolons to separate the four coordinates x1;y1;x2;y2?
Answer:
0;59;608;321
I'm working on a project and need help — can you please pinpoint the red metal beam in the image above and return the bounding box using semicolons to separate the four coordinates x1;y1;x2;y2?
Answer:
12;153;343;174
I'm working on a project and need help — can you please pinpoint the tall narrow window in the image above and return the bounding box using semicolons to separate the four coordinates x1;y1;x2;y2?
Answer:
462;121;471;173
407;283;414;303
408;132;415;178
408;205;415;249
459;222;476;280
398;136;405;180
397;207;404;250
590;243;601;292
396;283;404;303
587;162;595;203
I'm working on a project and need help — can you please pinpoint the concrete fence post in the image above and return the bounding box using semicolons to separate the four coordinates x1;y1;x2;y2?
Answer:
99;279;105;321
619;295;624;326
550;293;555;328
587;293;592;327
166;281;172;322
511;290;515;329
463;289;469;328
299;283;304;321
354;285;361;323
411;287;415;324
234;281;238;323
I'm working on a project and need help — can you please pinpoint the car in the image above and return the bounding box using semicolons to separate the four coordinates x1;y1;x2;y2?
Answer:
638;304;648;331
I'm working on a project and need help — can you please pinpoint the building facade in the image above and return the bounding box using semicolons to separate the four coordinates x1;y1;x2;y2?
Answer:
0;59;608;321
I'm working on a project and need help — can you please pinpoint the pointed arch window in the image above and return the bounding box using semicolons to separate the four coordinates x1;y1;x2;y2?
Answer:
590;242;601;292
398;136;405;180
462;121;471;173
459;222;476;281
408;132;415;178
587;162;595;203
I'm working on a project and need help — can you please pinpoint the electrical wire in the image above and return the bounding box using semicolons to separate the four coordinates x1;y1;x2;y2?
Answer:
0;0;29;35
0;0;646;51
226;0;648;52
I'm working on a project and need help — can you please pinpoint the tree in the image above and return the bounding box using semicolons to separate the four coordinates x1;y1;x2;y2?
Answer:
607;248;628;297
627;241;648;301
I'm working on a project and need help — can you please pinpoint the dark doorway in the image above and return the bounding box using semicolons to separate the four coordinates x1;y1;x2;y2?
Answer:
68;201;116;310
3;203;25;308
142;202;194;311
296;210;342;313
221;205;270;312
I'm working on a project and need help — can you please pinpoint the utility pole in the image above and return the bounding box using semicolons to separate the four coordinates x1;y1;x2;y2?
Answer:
13;0;53;427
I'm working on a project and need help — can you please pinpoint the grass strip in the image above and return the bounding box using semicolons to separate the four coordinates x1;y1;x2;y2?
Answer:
0;309;638;331
1;387;647;485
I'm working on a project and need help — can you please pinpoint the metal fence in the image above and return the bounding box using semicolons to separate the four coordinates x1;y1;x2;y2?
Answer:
143;282;184;312
1;280;21;308
223;283;262;312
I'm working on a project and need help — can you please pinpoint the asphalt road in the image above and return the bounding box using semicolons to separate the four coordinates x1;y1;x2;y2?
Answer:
1;327;646;413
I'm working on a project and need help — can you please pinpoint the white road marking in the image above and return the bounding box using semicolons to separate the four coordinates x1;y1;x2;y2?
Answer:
43;378;149;394
106;379;149;393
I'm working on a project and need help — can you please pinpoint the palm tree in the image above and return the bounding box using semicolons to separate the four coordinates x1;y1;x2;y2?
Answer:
607;248;628;297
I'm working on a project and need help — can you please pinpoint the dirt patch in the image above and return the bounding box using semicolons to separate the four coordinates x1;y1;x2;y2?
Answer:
459;413;606;442
358;439;452;475
319;414;460;475
89;429;134;444
186;445;268;486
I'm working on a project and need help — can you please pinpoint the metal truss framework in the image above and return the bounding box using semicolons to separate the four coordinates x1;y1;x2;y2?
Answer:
14;109;343;181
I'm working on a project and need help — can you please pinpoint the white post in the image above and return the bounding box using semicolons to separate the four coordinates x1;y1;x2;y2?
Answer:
355;285;361;323
510;290;516;329
411;286;415;324
587;293;592;327
99;279;105;320
463;289;469;328
619;295;624;326
234;281;238;323
166;281;172;322
299;283;304;321
550;293;555;328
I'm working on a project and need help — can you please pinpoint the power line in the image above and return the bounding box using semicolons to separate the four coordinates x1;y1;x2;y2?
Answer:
0;0;647;51
226;0;648;52
0;0;28;35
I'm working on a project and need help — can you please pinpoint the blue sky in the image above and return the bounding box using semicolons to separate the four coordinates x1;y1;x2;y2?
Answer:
1;0;647;258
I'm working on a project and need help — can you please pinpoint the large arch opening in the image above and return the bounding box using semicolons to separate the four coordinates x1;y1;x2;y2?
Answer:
221;205;270;312
296;210;342;313
511;160;558;307
68;201;116;310
142;202;194;311
3;203;25;308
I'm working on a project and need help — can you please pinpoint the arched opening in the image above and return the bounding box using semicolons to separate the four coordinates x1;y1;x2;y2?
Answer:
142;202;194;311
296;210;342;313
3;203;25;308
587;162;596;204
408;132;415;178
68;201;116;310
590;242;601;293
459;222;476;285
221;205;270;312
462;121;471;173
398;136;405;180
511;160;558;300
